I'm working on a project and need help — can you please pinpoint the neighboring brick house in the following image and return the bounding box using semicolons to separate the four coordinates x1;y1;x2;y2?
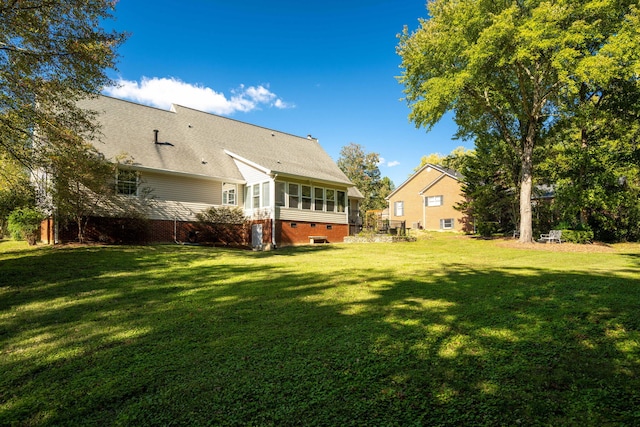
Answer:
386;163;467;232
40;95;363;247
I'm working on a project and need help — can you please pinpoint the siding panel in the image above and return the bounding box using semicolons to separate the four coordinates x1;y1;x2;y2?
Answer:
277;207;348;224
234;159;270;184
141;171;221;204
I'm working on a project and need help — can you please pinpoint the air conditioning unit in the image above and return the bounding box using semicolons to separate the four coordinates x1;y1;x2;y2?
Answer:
412;222;420;229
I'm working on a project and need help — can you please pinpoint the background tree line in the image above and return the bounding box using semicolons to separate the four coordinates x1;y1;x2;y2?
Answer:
397;0;640;243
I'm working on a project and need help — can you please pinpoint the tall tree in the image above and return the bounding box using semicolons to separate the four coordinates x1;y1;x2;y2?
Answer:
415;146;474;173
397;0;640;242
0;0;126;169
337;143;390;217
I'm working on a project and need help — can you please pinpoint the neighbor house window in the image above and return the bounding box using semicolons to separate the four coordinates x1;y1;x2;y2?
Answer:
301;185;312;210
288;183;299;209
314;187;324;211
116;169;138;196
275;182;286;207
326;189;335;212
337;191;346;212
440;218;454;229
222;182;237;205
394;201;404;216
426;195;443;206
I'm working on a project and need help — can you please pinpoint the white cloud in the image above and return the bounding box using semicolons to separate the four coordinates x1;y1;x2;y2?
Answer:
379;157;400;167
103;77;293;115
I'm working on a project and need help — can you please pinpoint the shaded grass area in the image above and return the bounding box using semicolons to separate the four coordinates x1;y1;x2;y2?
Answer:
1;235;640;426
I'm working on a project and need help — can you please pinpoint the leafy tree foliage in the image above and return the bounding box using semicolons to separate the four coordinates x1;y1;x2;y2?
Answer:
7;206;44;245
1;1;128;242
0;154;34;237
1;0;126;166
397;0;640;242
337;143;392;217
539;79;640;241
456;137;519;236
47;143;117;243
414;146;474;174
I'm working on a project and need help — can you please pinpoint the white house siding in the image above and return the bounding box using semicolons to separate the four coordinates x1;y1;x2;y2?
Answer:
141;171;221;204
233;159;270;184
277;207;348;224
146;200;214;221
138;171;245;222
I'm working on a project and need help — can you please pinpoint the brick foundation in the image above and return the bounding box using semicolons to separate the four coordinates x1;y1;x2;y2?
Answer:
275;220;349;246
40;217;347;247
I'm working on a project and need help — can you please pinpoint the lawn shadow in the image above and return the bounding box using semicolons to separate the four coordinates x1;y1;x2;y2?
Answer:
1;245;639;425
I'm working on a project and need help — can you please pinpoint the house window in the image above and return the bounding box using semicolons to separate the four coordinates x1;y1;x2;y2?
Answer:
275;182;286;207
440;218;454;230
301;185;312;210
394;201;404;216
252;185;260;209
314;187;324;211
288;183;299;209
337;191;346;212
261;182;270;208
116;169;138;196
326;189;335;212
426;195;443;206
222;183;237;205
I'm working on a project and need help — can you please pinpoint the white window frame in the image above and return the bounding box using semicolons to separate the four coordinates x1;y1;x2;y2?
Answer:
222;182;237;206
426;195;443;207
337;191;346;213
261;182;270;208
275;182;286;207
252;185;260;209
440;218;454;230
326;189;335;212
394;201;404;216
288;183;300;209
116;169;138;196
314;187;324;211
301;185;312;210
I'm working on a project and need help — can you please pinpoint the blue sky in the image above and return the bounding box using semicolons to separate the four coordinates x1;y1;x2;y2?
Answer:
103;0;469;187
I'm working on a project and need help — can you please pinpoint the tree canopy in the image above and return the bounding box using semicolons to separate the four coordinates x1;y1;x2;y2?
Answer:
398;0;640;242
1;0;127;239
337;143;393;217
1;0;125;171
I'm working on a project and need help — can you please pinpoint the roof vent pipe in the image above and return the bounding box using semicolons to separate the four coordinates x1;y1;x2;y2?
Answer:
154;129;159;144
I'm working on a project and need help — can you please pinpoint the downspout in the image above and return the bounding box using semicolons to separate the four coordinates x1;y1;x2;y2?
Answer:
422;195;426;231
54;209;59;244
271;174;278;249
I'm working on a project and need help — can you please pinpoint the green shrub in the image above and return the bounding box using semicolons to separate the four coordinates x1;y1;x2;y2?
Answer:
477;221;499;237
560;229;594;244
8;207;45;245
195;206;248;245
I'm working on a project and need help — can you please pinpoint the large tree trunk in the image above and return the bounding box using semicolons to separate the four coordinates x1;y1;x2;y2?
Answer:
519;140;535;243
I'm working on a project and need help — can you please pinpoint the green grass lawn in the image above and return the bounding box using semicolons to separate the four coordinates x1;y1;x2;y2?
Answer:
1;234;639;426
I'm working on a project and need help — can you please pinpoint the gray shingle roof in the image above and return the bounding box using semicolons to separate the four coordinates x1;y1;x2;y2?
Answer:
80;96;355;187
